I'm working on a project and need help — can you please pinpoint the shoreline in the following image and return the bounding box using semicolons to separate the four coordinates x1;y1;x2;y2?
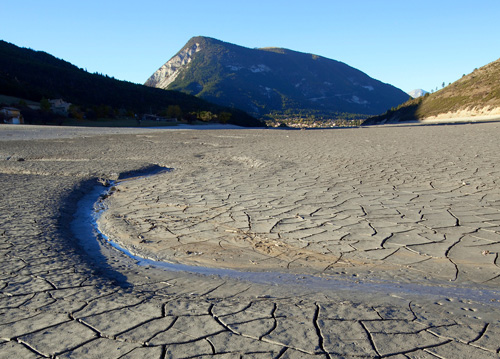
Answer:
422;114;500;125
0;123;257;141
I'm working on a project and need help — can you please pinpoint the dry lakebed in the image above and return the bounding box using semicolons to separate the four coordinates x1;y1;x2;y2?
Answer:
1;123;500;358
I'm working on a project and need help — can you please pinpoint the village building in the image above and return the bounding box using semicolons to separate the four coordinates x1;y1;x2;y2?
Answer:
141;114;177;123
0;107;24;124
49;99;71;116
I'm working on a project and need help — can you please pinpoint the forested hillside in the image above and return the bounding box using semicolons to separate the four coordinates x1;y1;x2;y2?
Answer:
0;40;263;127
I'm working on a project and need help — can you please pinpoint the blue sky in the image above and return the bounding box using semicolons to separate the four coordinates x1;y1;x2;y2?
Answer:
1;0;499;93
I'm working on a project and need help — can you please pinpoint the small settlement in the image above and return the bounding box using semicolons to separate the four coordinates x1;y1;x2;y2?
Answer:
1;98;71;125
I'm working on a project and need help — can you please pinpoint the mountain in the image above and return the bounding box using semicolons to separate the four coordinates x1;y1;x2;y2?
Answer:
408;89;428;98
363;57;500;125
0;40;263;127
145;36;409;120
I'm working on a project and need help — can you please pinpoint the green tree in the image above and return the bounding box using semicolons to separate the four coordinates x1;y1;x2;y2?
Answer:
198;111;215;122
69;104;84;120
167;105;183;120
218;111;232;123
184;112;197;124
40;98;51;112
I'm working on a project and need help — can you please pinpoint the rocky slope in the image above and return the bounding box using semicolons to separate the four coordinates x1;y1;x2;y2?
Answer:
365;57;500;125
408;89;429;98
145;36;409;120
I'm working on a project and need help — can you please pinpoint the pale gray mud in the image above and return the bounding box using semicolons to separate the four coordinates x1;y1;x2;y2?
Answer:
1;124;499;358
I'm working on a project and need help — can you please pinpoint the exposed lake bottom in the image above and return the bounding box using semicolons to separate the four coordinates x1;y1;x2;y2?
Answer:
73;169;500;308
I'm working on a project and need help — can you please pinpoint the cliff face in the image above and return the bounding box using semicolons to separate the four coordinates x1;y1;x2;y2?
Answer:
144;42;202;89
145;36;409;119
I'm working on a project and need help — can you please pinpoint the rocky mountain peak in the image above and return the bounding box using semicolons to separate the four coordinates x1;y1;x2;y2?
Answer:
144;41;202;89
145;36;409;119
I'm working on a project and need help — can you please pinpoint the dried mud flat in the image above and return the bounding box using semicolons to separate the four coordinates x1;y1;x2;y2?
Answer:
1;123;500;358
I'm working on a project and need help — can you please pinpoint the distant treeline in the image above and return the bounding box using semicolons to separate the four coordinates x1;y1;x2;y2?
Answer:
0;40;263;127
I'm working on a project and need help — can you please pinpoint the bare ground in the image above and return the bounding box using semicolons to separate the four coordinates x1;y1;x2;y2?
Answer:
1;124;500;358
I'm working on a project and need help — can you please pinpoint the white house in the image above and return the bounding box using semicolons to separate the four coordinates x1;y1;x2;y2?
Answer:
49;99;71;116
1;107;24;124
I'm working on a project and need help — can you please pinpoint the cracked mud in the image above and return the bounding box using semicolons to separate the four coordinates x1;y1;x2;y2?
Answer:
1;124;500;358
